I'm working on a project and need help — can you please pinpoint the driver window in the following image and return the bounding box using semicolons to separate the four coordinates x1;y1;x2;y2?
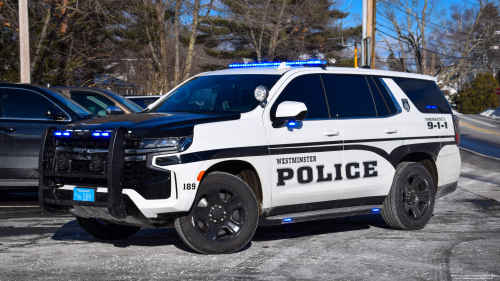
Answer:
270;75;330;121
1;88;66;119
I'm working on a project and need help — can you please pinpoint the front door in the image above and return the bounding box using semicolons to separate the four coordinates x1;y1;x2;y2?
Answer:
322;75;404;206
264;74;344;212
0;88;71;179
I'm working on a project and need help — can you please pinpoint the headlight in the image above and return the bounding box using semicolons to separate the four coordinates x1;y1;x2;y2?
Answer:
137;136;193;152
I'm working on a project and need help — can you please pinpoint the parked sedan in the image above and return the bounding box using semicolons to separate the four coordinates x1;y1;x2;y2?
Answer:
125;95;162;108
54;87;144;116
0;83;95;188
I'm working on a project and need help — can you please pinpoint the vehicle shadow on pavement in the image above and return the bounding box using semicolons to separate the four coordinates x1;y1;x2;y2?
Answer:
50;220;198;253
50;214;389;253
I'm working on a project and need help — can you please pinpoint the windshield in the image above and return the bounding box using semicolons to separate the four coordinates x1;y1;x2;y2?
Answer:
43;89;92;118
101;90;143;112
150;75;281;114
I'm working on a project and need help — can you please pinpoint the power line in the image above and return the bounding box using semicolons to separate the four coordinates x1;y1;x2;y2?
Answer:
379;0;471;36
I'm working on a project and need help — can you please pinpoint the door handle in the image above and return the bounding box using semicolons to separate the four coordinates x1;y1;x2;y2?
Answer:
323;131;340;136
383;128;398;134
0;128;17;132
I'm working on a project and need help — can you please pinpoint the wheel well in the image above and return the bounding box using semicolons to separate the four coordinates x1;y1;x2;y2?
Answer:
399;152;438;189
202;160;263;214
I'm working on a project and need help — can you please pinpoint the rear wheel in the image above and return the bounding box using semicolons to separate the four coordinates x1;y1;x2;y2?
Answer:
174;172;259;254
76;217;141;240
381;162;435;230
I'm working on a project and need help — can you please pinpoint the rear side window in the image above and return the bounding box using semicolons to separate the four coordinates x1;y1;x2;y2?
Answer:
270;75;329;120
367;77;390;116
392;78;451;114
372;77;398;114
323;75;377;118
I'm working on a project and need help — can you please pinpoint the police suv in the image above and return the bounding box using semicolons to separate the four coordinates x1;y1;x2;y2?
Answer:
39;61;461;254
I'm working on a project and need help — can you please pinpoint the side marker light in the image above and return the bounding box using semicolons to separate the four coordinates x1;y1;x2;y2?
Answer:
197;171;206;181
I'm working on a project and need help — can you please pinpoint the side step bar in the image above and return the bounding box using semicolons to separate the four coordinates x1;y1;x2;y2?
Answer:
258;205;382;227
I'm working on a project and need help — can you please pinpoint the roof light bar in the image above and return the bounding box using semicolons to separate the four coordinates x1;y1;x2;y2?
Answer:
228;60;327;69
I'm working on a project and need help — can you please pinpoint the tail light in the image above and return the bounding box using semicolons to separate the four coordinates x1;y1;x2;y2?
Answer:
452;115;460;146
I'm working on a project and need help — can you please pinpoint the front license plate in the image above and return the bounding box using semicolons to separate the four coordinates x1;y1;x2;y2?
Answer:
73;188;95;202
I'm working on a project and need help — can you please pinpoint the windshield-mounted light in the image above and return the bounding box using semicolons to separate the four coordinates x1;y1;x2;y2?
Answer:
137;136;193;152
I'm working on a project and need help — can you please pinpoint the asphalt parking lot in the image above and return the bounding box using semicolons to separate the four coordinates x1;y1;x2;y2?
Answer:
1;150;499;280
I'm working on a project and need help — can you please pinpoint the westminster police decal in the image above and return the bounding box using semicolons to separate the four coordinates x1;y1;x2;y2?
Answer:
402;99;410;112
277;161;378;186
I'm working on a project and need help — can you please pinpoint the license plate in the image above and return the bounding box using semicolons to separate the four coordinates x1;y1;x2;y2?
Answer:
73;188;95;202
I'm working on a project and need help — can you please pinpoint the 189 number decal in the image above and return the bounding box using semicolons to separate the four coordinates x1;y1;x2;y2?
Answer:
183;183;196;190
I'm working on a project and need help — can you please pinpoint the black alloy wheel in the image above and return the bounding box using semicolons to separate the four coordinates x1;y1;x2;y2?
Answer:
381;162;436;230
402;174;430;220
192;186;246;241
175;172;259;254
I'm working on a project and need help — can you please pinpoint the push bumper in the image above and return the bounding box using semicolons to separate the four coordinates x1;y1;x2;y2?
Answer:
38;127;175;228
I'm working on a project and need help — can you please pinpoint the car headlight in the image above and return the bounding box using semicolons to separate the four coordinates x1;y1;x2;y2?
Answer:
137;136;193;152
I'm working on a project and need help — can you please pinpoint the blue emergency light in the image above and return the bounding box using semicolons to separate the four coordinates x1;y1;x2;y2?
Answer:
54;131;62;136
228;60;327;69
283;218;293;222
426;105;437;109
62;132;70;136
372;208;380;213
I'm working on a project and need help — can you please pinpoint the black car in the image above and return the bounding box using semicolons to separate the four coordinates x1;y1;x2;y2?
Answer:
0;83;94;188
54;87;144;116
124;95;162;108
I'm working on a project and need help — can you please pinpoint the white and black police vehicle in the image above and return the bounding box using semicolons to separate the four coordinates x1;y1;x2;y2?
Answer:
39;60;461;254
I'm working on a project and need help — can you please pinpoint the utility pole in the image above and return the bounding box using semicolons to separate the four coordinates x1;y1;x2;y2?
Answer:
19;0;30;83
370;0;377;68
362;0;367;67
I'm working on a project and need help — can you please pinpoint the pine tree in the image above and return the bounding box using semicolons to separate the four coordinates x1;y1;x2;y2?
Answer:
452;73;500;114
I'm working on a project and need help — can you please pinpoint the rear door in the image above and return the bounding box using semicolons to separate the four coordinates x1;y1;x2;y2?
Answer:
265;74;344;211
323;75;403;205
0;87;71;180
69;91;117;116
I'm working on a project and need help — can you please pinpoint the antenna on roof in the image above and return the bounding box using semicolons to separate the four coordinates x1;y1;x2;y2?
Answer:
277;62;291;71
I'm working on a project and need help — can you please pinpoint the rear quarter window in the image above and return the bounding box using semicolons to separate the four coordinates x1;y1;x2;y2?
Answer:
392;78;451;114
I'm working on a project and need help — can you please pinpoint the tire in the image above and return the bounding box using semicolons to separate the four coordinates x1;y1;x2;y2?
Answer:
174;172;259;254
76;217;141;240
381;162;436;230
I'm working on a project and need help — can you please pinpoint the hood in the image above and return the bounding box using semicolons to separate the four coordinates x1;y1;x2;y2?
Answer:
63;112;240;139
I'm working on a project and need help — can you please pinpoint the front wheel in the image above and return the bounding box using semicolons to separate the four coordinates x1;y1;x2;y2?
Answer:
76;217;141;240
174;172;259;254
381;162;436;230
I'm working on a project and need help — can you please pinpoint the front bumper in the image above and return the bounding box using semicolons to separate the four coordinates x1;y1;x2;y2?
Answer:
39;127;179;227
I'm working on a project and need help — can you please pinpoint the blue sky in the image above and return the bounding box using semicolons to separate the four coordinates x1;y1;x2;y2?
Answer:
339;0;467;24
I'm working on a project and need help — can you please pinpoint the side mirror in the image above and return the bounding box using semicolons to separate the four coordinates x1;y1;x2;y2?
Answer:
106;106;125;116
46;107;65;120
272;101;307;128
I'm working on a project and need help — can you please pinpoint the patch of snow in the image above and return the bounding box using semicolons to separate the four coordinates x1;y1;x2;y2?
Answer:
478;107;500;119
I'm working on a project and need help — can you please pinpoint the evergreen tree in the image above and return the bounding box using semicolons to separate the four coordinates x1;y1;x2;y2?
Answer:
199;0;356;65
452;73;499;114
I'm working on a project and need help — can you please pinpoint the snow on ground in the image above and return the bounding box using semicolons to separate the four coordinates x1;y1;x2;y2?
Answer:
478;107;500;119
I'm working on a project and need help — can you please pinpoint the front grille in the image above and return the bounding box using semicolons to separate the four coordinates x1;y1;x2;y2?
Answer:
47;134;171;200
